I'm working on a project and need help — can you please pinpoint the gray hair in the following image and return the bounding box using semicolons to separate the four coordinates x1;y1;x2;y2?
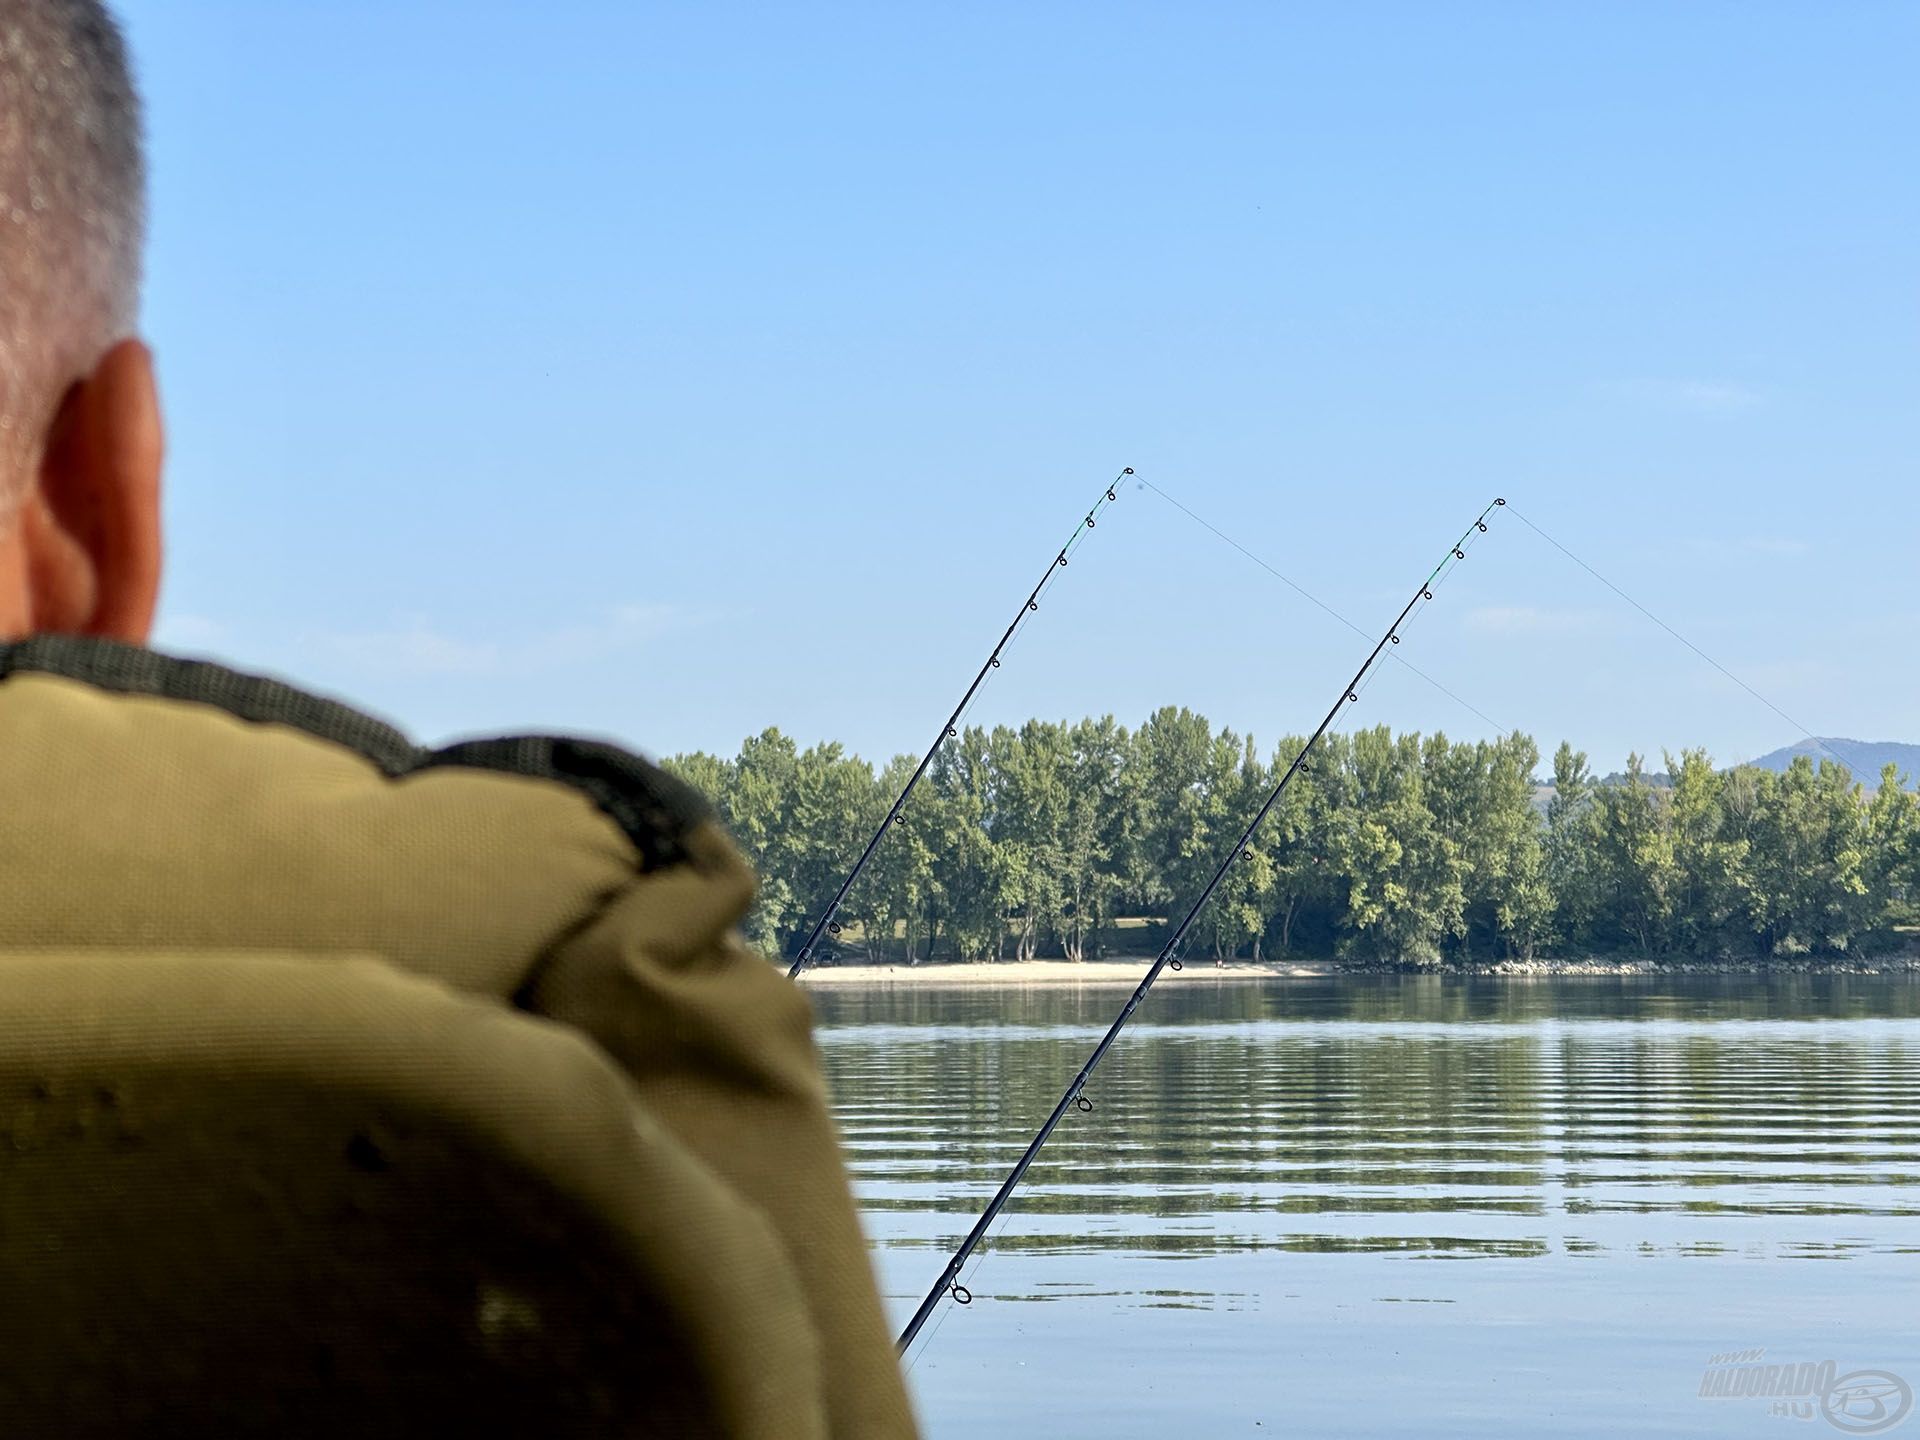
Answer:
0;0;145;517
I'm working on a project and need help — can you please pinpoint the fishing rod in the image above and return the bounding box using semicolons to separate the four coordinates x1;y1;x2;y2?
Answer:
896;495;1506;1353
786;469;1131;981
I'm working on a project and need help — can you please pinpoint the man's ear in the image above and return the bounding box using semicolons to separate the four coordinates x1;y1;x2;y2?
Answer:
25;339;164;643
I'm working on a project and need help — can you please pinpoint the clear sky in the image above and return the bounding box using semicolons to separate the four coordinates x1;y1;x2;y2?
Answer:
119;1;1916;776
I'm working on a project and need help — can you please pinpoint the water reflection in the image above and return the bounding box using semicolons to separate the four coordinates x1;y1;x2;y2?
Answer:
818;975;1920;1438
821;976;1919;1260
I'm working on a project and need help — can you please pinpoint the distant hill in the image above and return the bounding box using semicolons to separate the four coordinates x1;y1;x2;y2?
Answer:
1743;738;1920;789
1595;768;1672;789
1558;739;1919;800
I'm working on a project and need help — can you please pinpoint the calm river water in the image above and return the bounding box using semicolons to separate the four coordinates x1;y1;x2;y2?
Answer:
814;975;1920;1439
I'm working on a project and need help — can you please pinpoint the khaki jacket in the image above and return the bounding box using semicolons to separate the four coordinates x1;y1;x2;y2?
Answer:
0;634;917;1439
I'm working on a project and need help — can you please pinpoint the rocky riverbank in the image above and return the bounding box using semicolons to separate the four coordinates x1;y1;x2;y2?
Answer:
1449;953;1920;977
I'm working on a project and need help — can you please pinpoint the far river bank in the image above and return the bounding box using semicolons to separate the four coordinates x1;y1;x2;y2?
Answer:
798;952;1920;985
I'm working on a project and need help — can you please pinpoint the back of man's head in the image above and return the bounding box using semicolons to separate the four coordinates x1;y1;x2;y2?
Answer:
0;0;144;524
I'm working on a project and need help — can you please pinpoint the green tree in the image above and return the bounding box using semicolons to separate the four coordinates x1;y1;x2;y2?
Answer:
1259;734;1335;957
1191;732;1277;961
927;727;1010;960
1058;716;1132;960
715;729;882;961
1744;758;1871;956
1488;734;1553;960
1543;743;1598;951
1328;727;1464;966
857;753;932;961
1662;749;1751;957
661;749;732;807
677;716;1918;970
1424;732;1549;960
1123;707;1221;937
993;722;1075;960
1588;754;1675;956
1866;764;1918;929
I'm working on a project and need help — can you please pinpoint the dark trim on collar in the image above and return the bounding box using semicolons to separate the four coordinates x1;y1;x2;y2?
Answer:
0;634;709;873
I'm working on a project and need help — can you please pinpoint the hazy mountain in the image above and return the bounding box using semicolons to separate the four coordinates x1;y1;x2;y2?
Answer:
1743;738;1920;789
1551;739;1919;798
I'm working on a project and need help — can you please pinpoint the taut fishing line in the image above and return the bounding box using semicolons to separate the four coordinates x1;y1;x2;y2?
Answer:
896;497;1507;1353
1135;479;1846;778
889;494;1852;1364
1501;503;1857;776
1134;476;1510;736
786;469;1131;981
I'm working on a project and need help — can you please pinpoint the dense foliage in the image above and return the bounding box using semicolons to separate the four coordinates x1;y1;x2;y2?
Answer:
665;713;1920;967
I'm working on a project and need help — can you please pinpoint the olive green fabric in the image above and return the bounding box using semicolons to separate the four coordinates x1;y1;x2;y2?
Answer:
0;950;822;1439
0;640;918;1438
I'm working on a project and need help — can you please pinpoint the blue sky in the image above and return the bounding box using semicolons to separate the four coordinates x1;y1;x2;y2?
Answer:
119;1;1917;776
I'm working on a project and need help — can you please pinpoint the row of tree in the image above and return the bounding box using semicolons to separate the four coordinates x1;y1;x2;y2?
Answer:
664;712;1920;967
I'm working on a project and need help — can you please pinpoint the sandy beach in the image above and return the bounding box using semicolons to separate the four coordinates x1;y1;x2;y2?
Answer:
796;954;1920;983
796;957;1338;985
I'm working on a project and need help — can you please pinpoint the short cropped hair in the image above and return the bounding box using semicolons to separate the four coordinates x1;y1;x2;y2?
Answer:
0;0;144;517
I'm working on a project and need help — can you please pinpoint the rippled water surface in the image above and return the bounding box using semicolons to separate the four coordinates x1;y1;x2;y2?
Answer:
815;975;1920;1438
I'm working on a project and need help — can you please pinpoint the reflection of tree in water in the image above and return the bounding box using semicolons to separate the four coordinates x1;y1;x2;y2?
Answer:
822;976;1920;1263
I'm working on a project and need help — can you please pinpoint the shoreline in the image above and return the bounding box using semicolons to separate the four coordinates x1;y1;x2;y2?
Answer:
800;958;1336;986
796;954;1920;985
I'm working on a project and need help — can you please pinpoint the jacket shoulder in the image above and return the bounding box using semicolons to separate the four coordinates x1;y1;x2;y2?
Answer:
0;634;711;873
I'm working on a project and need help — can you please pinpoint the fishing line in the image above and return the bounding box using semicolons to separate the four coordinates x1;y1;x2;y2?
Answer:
900;1172;1020;1376
895;497;1507;1352
1135;476;1510;736
786;469;1131;980
1344;519;1483;716
900;1012;1104;1376
1502;503;1854;775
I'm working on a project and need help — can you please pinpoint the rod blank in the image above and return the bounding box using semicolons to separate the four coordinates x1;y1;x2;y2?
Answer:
896;496;1505;1353
786;470;1131;981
